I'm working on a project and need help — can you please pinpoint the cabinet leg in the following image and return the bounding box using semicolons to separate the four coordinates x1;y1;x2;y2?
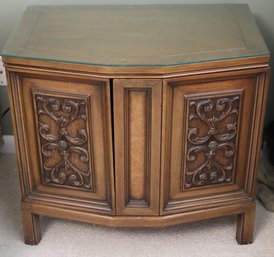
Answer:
21;208;41;245
236;204;256;244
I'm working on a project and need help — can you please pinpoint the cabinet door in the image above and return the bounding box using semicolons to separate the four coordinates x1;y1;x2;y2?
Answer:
161;71;268;215
114;79;162;215
10;72;115;214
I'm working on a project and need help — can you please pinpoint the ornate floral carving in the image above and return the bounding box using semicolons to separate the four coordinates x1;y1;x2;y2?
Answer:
34;94;93;190
185;94;241;189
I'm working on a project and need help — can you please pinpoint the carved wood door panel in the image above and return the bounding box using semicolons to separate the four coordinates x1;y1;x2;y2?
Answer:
161;71;263;215
114;79;162;215
16;73;115;214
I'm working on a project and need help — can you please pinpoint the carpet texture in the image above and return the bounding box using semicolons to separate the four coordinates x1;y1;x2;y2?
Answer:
0;153;274;257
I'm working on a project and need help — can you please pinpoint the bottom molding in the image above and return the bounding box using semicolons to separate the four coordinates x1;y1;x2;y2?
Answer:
22;200;255;228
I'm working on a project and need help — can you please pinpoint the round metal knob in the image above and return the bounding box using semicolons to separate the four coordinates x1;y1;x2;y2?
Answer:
58;140;68;150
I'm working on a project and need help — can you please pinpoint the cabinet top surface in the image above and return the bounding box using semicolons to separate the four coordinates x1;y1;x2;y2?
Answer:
1;4;269;67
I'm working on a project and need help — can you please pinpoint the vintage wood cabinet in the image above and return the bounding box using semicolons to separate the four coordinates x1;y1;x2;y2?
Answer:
1;5;270;245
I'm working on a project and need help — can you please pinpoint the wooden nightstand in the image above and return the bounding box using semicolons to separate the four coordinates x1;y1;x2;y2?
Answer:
1;4;270;245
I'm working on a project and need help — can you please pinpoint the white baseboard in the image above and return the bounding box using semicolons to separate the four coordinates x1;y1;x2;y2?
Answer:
0;135;16;153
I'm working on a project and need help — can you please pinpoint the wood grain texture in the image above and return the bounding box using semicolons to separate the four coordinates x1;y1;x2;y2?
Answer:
5;61;269;245
2;5;268;66
114;79;162;215
3;5;270;244
21;200;255;228
3;55;269;78
3;43;270;246
6;70;115;215
184;93;241;189
161;68;268;215
33;92;94;190
236;203;256;244
21;204;41;245
127;90;150;202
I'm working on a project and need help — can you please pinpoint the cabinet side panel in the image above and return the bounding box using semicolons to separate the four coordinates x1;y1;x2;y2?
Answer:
114;79;161;215
5;71;31;199
126;89;151;203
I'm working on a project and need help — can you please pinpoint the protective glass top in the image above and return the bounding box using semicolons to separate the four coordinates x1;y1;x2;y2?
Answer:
1;4;269;66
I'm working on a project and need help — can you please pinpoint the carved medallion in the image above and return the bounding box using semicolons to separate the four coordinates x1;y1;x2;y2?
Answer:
34;92;93;190
184;94;241;189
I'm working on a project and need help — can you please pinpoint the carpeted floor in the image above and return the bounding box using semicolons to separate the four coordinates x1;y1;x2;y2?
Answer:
0;153;274;257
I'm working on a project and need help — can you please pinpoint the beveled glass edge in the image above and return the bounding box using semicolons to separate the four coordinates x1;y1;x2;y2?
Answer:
1;52;270;67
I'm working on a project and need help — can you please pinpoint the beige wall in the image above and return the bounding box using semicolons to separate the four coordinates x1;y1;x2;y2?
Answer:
1;0;274;134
